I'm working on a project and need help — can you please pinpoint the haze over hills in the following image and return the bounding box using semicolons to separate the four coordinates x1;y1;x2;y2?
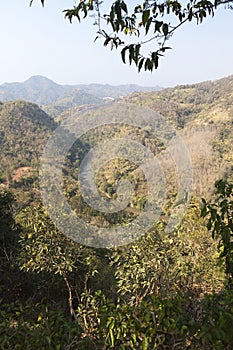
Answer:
0;75;162;107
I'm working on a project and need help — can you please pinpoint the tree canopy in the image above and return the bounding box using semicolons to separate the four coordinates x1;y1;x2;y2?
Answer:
32;0;233;71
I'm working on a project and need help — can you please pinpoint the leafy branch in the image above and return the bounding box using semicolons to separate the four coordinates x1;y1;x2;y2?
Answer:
31;0;233;71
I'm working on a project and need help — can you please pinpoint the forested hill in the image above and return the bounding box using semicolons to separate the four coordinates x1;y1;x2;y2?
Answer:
125;74;233;128
123;75;233;192
0;100;56;184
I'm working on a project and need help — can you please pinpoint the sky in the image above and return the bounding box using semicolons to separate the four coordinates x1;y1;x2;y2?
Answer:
0;0;232;87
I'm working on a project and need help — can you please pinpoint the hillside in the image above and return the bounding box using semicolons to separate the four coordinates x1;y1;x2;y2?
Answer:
0;100;57;184
123;75;233;194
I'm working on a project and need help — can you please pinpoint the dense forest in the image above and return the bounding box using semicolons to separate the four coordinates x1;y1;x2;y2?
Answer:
0;75;233;349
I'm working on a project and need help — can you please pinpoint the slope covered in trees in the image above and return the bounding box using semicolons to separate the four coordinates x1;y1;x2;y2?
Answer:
0;100;56;184
0;74;232;349
125;75;233;191
57;74;233;201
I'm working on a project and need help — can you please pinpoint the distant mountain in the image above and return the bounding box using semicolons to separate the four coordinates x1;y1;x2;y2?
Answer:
0;76;162;111
73;82;163;98
0;76;70;105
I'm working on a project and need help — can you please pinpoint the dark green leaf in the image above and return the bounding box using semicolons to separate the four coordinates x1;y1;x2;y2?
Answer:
121;47;127;64
162;23;169;36
142;10;150;26
138;57;144;72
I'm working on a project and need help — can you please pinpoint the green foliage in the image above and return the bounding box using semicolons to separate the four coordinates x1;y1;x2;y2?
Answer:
174;198;224;291
0;302;81;350
75;288;233;349
0;189;18;266
0;190;15;238
111;200;223;306
16;205;96;277
0;190;231;349
1;290;233;349
212;119;233;170
97;291;190;349
201;179;233;287
197;290;233;350
0;101;56;182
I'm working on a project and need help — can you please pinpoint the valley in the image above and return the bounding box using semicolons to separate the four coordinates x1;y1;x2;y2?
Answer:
0;74;232;349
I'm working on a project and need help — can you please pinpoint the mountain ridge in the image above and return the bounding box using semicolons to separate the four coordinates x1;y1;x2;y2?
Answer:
0;75;162;107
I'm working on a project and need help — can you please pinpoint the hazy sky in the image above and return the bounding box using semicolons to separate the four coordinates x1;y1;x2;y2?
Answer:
0;1;232;87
